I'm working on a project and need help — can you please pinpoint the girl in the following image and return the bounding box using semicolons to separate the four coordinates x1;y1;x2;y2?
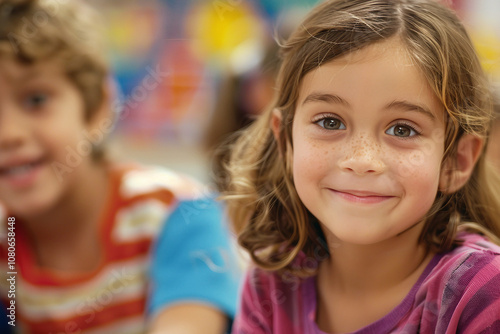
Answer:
219;0;500;333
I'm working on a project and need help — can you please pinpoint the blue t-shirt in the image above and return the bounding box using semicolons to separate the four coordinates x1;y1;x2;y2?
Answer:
148;198;240;322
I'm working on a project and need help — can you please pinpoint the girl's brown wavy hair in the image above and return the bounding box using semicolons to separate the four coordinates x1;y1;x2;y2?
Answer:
219;0;500;276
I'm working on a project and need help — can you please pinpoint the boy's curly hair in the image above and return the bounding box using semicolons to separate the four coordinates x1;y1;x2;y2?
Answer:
0;0;109;121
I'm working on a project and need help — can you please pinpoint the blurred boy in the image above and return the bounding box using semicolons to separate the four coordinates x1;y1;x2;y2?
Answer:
0;0;238;333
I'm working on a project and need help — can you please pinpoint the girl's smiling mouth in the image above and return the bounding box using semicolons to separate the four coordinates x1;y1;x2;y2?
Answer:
328;188;395;204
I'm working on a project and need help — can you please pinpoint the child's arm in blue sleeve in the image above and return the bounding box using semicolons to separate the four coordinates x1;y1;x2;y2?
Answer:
147;197;240;333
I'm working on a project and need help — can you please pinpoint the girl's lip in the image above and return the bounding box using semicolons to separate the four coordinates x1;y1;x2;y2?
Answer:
329;188;394;204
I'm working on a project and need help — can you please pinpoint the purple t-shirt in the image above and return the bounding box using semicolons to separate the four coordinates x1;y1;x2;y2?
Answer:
232;233;500;333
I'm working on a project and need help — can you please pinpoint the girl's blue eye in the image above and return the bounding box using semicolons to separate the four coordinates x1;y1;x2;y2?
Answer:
316;117;346;130
24;94;48;109
386;124;418;137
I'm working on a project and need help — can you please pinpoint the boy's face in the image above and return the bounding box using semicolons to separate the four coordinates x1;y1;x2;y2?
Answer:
288;39;447;247
0;58;99;217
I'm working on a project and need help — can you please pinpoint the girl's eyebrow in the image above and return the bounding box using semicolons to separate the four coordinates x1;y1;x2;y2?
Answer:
301;92;436;121
385;100;436;121
302;92;349;107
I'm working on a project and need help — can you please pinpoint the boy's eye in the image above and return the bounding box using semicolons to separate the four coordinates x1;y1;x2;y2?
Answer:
386;124;418;137
24;93;48;109
316;117;346;130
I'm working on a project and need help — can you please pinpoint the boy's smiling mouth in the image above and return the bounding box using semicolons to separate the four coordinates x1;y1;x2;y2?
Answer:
0;157;45;188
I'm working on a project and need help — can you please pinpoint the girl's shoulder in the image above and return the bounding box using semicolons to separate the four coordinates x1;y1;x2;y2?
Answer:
244;264;308;295
235;265;314;334
432;232;500;279
456;232;500;253
421;232;500;301
446;232;500;262
415;233;500;332
241;261;314;312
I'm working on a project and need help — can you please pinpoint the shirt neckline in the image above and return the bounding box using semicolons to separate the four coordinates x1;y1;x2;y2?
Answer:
303;252;444;334
16;164;123;285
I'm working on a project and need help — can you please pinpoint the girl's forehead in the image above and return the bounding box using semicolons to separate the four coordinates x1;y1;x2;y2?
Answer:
298;38;424;94
299;37;411;76
335;38;411;65
294;38;445;121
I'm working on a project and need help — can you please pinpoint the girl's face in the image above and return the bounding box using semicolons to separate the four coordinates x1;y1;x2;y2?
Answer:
289;39;447;246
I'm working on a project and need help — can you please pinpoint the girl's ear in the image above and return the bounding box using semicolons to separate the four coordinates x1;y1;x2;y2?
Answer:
439;134;483;193
271;108;282;142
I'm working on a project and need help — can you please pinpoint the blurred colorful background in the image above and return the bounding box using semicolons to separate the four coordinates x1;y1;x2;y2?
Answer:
88;0;500;182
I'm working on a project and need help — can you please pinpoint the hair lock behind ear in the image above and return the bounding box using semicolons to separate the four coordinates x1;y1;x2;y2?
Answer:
441;209;460;250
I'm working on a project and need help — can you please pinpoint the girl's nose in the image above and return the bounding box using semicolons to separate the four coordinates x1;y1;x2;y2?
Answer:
338;137;386;175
